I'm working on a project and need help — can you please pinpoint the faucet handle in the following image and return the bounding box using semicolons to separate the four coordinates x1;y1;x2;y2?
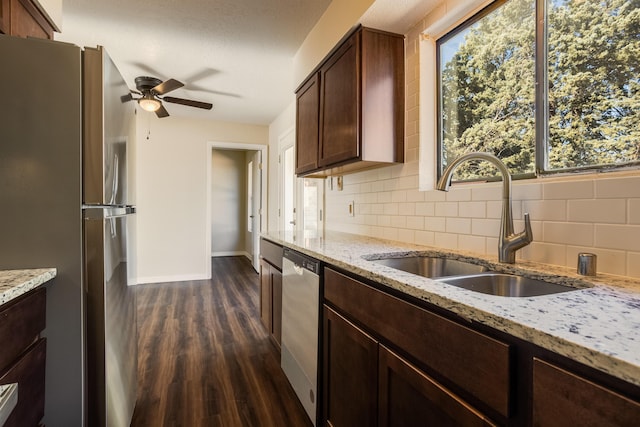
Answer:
521;213;533;244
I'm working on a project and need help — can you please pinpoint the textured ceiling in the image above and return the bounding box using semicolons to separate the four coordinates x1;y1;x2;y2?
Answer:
57;0;331;124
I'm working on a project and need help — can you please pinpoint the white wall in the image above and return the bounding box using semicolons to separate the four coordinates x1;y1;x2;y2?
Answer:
135;112;267;283
211;149;246;256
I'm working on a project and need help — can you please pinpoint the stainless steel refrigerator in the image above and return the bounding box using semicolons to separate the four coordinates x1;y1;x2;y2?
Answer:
0;35;137;427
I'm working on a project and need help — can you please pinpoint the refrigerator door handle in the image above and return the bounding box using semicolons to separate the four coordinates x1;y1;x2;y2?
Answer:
109;154;119;205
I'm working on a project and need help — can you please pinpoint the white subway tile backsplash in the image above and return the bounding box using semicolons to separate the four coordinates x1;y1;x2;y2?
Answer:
391;216;407;229
397;229;416;244
595;224;640;252
383;203;399;215
471;218;500;237
415;202;435;216
543;180;593;200
458;201;486;218
458;234;487;255
521;242;567;265
513;182;543;200
595;176;640;198
471;184;502;201
628;199;640;224
486;201;502;219
435;202;458;217
435;232;458;249
567;199;626;223
626;252;640;278
425;190;447;202
392;190;408;203
415;230;435;246
406;216;425;230
425;217;447;232
543;222;593;247
406;189;426;202
522;200;566;221
446;217;471;234
378;191;392;203
445;188;471;202
398;202;416;216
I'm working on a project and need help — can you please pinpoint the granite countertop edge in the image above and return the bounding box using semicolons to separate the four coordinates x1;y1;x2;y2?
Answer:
0;268;57;306
264;230;640;387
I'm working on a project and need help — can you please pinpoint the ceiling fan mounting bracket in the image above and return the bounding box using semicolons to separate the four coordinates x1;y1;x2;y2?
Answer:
135;76;164;93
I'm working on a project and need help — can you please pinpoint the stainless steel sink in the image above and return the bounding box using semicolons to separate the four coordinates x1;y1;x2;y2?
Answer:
371;256;489;278
437;273;576;297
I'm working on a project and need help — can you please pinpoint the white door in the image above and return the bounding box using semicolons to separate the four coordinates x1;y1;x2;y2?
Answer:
248;151;261;272
281;136;298;239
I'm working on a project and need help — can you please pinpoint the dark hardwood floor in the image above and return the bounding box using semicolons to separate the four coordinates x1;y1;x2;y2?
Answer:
131;256;312;427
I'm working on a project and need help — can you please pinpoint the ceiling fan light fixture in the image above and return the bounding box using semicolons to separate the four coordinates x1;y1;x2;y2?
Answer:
138;93;161;112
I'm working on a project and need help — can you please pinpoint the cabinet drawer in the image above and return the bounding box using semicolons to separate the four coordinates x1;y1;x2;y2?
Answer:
260;238;283;270
0;338;46;427
533;358;640;426
0;287;46;373
324;267;511;417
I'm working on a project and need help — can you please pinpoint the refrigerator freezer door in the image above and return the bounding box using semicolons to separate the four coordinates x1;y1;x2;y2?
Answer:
83;46;135;206
84;210;137;427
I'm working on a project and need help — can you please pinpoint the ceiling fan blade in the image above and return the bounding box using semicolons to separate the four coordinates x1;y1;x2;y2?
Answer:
152;78;184;95
163;96;213;110
155;104;170;118
121;93;134;103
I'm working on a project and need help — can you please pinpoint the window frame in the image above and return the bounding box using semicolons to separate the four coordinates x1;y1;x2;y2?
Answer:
435;0;640;182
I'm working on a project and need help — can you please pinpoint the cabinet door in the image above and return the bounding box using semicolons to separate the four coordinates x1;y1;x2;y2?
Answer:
295;74;320;174
319;32;359;167
0;338;46;427
533;358;640;427
259;260;272;333
271;268;282;347
378;345;496;427
323;306;377;427
9;0;54;39
0;0;8;33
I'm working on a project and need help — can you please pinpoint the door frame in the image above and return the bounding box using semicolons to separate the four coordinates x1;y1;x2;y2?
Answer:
206;141;267;277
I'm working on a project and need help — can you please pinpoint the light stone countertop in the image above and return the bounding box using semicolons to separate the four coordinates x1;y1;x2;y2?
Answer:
0;269;57;306
264;230;640;387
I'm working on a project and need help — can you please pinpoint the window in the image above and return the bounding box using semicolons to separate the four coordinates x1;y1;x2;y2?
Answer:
438;0;640;181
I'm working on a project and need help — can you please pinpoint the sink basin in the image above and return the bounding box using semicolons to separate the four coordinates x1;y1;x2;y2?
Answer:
372;256;489;278
437;273;576;297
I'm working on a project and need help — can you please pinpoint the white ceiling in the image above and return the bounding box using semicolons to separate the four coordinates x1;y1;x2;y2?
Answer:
57;0;332;124
56;0;441;125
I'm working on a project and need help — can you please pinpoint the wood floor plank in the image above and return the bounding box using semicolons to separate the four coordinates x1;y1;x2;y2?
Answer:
131;256;312;427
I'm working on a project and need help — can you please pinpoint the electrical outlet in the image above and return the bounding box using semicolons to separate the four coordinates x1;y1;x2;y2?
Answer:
348;201;355;217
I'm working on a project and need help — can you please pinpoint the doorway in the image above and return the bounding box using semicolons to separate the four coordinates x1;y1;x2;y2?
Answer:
207;142;267;275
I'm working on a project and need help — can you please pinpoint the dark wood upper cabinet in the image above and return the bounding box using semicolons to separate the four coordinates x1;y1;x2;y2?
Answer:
0;0;56;39
0;0;8;33
295;74;320;175
295;25;404;177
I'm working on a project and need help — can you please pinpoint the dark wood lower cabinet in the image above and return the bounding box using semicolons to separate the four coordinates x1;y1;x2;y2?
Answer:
260;258;283;349
323;305;496;427
323;306;377;427
379;345;496;427
533;358;640;427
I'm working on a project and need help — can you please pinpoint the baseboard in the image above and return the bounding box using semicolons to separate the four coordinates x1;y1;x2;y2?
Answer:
135;273;210;285
212;251;251;259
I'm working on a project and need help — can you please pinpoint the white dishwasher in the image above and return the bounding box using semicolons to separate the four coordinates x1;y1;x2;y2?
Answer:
281;248;321;426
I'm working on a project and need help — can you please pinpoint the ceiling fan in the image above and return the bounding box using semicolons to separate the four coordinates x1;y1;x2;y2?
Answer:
131;76;213;118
